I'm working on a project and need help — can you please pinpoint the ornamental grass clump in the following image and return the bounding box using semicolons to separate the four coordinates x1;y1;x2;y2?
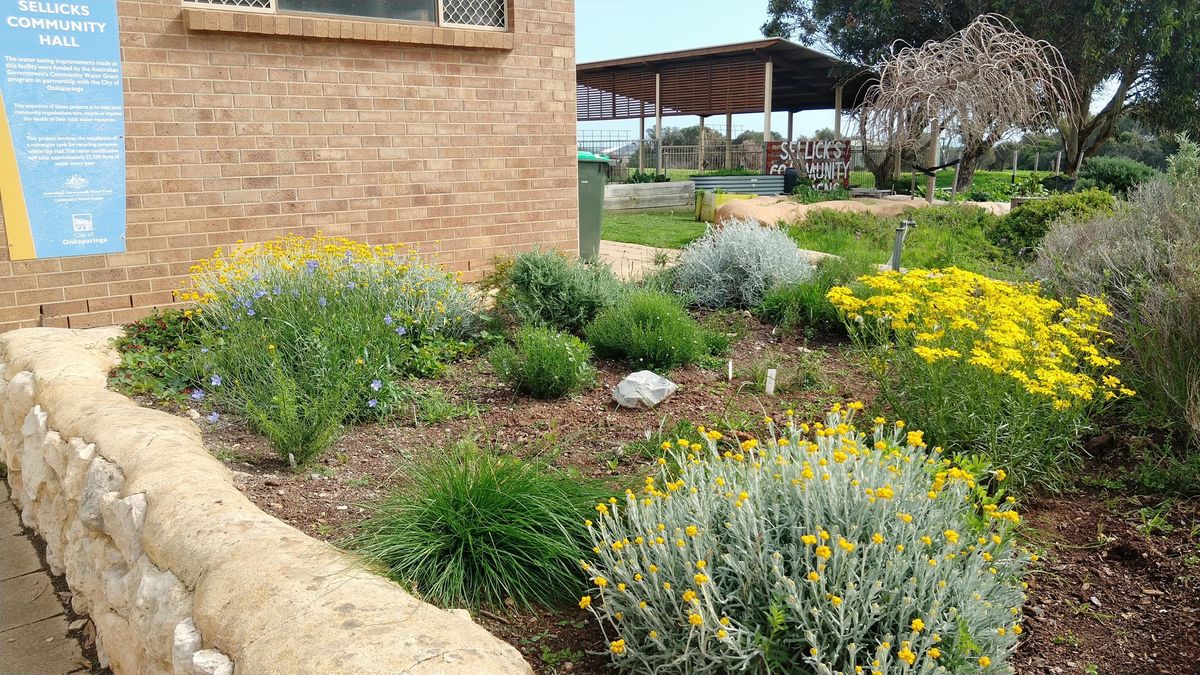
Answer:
675;218;812;309
585;291;707;372
827;267;1132;489
354;441;610;608
490;325;596;399
179;235;481;464
582;405;1030;674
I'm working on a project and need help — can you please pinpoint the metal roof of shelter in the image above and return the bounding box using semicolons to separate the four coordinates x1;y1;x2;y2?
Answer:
576;38;873;121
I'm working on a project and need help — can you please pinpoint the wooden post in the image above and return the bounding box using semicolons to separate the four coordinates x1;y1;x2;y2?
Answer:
763;59;774;173
725;112;733;169
787;111;794;142
1012;148;1019;186
1054;151;1061;175
638;115;645;172
698;116;706;174
834;85;843;140
655;71;663;176
925;120;939;204
1034;151;1040;173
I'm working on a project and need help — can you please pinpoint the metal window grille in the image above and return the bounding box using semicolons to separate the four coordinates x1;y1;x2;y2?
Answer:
441;0;507;29
182;0;275;11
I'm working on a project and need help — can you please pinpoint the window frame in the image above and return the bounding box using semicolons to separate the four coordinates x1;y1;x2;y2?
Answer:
180;0;509;32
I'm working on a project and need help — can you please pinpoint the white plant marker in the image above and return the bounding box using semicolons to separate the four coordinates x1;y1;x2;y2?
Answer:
765;369;777;395
727;359;733;381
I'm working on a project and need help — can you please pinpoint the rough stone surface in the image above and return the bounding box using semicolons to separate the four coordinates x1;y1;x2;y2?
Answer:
0;327;532;674
613;370;679;409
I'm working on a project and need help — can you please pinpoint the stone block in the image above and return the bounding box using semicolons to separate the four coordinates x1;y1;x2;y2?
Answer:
79;458;124;530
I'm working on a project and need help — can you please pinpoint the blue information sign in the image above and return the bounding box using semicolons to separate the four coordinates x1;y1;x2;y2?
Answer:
0;0;125;260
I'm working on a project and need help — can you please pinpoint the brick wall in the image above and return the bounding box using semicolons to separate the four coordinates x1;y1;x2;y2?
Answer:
0;0;578;332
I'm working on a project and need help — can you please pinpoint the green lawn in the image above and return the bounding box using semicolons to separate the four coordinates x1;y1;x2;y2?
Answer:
601;209;707;249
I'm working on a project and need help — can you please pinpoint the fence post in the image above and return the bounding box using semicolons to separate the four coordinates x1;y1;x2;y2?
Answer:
890;219;915;271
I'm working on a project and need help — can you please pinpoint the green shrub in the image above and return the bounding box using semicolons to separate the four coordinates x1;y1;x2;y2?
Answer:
505;249;626;333
627;170;671;183
491;325;596;399
829;268;1131;490
675;219;813;309
757;254;876;335
989;189;1115;255
1078;156;1157;196
110;309;201;402
1034;136;1200;444
183;235;480;465
353;441;609;608
582;407;1029;673
586;291;706;372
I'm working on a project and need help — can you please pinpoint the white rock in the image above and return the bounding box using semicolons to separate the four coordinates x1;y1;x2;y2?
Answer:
62;439;96;499
612;370;678;409
192;649;234;675
79;458;124;530
19;407;50;504
173;618;203;674
101;492;146;565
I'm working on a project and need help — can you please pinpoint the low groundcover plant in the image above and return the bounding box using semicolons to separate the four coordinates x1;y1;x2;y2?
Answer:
581;405;1029;673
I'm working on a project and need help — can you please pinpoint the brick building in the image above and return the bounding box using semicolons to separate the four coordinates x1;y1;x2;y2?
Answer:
0;0;577;332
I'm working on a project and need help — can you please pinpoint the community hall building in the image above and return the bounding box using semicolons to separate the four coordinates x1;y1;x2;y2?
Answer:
0;0;577;332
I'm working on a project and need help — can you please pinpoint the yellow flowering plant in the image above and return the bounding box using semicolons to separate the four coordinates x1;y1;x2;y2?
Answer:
581;406;1029;673
180;235;481;464
828;267;1132;489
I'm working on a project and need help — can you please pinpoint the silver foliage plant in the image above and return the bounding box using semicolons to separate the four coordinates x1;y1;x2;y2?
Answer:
582;406;1029;674
675;218;812;309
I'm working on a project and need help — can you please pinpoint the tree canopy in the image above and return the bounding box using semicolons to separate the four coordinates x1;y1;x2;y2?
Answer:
763;0;1200;172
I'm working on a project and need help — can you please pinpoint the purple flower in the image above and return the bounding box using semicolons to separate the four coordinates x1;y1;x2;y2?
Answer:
347;281;357;290
317;297;327;307
396;326;407;337
191;389;205;401
210;374;222;387
273;286;282;296
306;259;319;274
246;309;255;317
367;399;378;408
252;273;262;282
290;289;300;298
384;314;393;326
252;289;267;299
370;379;382;392
206;412;220;423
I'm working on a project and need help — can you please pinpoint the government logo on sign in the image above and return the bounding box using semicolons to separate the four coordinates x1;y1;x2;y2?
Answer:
72;213;94;233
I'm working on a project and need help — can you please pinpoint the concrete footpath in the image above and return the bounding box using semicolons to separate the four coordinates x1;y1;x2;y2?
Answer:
1;481;94;675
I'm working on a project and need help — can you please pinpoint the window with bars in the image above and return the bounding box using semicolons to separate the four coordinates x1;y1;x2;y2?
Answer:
182;0;508;29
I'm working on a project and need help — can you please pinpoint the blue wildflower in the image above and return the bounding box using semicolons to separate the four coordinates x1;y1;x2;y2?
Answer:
384;314;393;326
273;286;282;296
396;326;408;337
367;399;378;408
191;389;205;401
210;374;222;387
370;379;382;392
347;281;357;290
318;297;327;307
206;412;220;423
306;260;319;273
200;347;209;354
253;289;267;299
247;309;256;317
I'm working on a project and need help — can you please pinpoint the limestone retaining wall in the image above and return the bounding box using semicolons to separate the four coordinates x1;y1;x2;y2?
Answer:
0;327;531;675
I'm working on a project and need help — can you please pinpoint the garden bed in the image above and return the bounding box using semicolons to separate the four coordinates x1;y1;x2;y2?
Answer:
135;317;1200;674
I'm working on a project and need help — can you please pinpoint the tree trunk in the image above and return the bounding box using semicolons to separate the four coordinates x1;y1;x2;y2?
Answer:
954;139;993;192
866;147;899;191
925;121;940;204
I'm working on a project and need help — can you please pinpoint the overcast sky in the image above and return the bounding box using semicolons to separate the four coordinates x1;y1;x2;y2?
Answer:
575;0;838;142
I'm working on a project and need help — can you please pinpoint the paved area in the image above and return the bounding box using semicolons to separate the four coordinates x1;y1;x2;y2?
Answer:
598;240;677;280
1;482;93;675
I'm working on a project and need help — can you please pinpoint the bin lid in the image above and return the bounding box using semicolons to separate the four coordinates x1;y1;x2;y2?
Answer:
577;150;611;163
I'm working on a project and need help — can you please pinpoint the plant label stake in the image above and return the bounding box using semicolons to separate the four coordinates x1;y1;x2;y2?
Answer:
765;369;777;395
727;359;733;381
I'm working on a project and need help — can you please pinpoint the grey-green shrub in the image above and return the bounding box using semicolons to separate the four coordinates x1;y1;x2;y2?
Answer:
675;218;812;309
582;408;1029;673
585;291;706;372
1034;136;1200;443
353;441;609;608
1077;156;1157;196
505;249;625;333
491;325;596;399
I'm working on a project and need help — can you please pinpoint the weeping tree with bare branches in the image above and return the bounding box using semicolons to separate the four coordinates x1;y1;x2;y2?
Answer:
861;14;1075;199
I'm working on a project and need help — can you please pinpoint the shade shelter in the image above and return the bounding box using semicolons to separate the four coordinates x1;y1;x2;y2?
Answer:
577;38;873;173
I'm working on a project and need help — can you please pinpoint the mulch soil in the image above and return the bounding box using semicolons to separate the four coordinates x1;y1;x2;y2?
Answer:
159;315;1200;674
